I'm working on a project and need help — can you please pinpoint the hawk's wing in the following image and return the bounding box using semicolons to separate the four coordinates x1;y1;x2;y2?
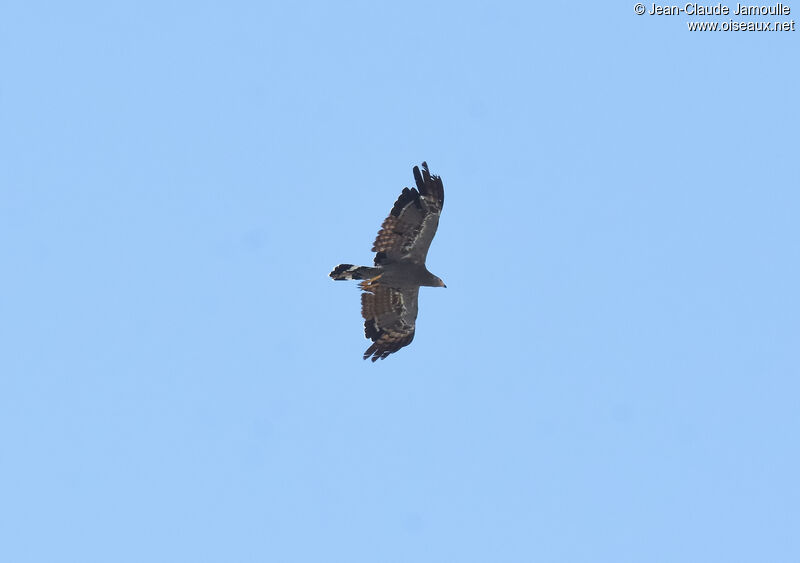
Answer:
360;285;419;362
371;162;444;266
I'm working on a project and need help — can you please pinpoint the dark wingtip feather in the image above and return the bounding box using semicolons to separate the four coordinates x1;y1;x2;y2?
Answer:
413;165;423;190
362;342;381;361
362;327;415;362
413;161;444;209
389;186;420;217
421;162;431;184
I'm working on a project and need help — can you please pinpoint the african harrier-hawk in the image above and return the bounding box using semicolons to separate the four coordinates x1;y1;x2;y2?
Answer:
329;162;446;361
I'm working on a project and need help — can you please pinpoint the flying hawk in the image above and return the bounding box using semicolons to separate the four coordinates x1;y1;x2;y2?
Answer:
329;162;446;361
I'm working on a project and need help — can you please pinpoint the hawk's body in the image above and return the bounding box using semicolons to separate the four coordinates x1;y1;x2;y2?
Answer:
329;162;446;361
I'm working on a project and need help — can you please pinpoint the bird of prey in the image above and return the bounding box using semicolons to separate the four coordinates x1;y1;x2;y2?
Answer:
329;162;446;361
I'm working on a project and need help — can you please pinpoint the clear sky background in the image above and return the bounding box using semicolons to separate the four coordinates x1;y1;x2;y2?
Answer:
1;2;798;562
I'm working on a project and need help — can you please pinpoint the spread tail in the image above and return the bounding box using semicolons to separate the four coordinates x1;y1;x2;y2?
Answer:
329;264;378;280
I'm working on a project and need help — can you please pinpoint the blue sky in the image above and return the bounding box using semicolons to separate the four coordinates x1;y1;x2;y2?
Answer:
1;2;798;562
